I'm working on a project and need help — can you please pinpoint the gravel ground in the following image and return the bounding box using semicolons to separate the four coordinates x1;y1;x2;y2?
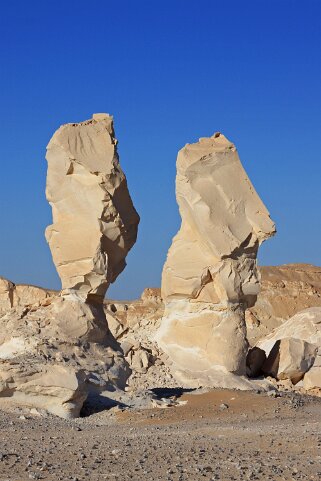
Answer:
0;389;320;480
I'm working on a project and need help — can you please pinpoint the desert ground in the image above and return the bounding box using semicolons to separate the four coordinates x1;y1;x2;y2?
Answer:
0;389;320;481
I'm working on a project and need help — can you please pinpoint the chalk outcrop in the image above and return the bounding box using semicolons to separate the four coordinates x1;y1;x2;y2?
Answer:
45;113;139;302
0;277;56;317
0;114;139;417
156;133;275;387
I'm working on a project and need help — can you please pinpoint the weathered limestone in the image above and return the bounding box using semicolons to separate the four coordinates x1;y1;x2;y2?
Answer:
0;292;130;418
262;338;317;384
0;114;139;417
258;307;321;392
156;133;275;387
45;113;139;302
0;277;14;315
0;363;87;418
303;354;321;391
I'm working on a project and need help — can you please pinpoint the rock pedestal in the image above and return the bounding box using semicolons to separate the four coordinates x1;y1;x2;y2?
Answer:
156;133;275;387
45;113;139;303
0;114;139;417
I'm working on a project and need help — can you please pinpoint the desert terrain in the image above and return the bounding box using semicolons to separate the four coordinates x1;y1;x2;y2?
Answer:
0;389;320;480
1;117;321;481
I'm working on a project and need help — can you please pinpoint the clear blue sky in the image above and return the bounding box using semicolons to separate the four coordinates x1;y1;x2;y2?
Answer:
0;1;320;299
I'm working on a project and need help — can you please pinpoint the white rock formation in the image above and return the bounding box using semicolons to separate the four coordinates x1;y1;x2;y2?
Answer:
0;114;139;417
303;354;321;391
156;133;275;387
45;113;139;302
0;363;87;418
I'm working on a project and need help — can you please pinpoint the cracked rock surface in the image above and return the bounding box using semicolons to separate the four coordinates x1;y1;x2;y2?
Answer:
0;114;139;417
45;113;139;303
156;133;275;387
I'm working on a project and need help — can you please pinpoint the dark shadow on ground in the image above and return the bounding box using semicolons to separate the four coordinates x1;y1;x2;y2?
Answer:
151;387;195;398
80;394;129;417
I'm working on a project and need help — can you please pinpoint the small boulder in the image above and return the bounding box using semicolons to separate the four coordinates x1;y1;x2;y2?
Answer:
262;338;317;384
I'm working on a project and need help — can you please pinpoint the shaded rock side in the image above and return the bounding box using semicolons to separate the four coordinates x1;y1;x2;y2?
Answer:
303;352;321;392
156;133;275;387
45;113;139;302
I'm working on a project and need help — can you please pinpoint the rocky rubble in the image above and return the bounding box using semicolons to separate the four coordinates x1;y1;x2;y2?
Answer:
2;262;320;417
104;289;179;392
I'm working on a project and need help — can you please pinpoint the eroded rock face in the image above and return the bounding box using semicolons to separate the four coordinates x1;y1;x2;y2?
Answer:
45;113;139;303
0;114;138;417
156;133;275;387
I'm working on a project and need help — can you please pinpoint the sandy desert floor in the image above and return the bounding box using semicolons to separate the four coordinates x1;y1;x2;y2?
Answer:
0;389;320;481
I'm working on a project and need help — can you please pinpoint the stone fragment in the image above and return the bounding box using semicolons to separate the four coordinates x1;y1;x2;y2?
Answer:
0;363;87;419
262;338;317;384
45;113;139;302
156;133;275;387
